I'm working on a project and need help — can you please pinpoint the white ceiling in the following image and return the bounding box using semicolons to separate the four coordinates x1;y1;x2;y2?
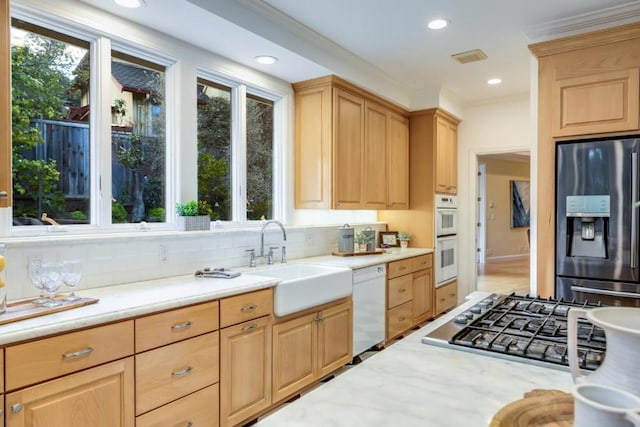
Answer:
80;0;640;109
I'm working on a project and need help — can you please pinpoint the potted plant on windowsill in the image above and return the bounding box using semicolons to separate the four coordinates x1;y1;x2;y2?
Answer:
176;200;212;231
398;231;411;249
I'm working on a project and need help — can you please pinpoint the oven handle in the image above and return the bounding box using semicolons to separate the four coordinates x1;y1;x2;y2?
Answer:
632;152;638;269
571;286;640;299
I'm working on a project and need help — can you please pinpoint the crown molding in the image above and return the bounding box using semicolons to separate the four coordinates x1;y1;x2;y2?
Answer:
526;1;640;42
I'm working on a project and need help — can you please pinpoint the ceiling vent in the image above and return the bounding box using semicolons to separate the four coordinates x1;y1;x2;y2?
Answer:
451;49;488;64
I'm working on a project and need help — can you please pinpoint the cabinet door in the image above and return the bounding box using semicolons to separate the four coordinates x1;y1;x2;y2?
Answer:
272;312;316;404
333;88;365;209
363;101;388;209
552;69;640;137
412;268;433;324
294;85;332;209
386;112;409;209
6;358;134;427
435;117;457;195
220;316;271;427
316;300;352;378
435;280;458;315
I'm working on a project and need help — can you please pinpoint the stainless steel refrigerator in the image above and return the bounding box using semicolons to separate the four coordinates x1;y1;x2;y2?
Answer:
556;137;640;307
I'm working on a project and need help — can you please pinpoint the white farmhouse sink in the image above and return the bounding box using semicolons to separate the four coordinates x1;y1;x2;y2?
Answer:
252;263;352;317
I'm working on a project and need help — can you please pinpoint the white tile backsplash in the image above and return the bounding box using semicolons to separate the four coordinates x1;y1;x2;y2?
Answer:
1;223;387;301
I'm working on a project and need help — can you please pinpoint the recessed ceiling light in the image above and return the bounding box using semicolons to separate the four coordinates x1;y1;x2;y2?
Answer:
114;0;146;8
487;78;502;85
428;19;449;30
255;55;279;65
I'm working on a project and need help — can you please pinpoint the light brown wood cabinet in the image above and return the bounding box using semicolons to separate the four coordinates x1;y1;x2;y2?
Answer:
272;299;352;404
135;384;219;427
220;290;273;427
551;69;639;137
435;280;458;315
293;75;409;210
5;358;134;427
434;114;458;195
386;254;433;341
378;108;459;250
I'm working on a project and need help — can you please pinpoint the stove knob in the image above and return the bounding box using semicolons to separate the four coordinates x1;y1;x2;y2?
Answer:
470;306;482;314
454;315;469;324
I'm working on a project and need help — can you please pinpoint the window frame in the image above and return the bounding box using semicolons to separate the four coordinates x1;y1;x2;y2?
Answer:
196;70;284;225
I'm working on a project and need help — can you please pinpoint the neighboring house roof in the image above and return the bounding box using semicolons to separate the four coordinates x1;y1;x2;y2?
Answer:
111;61;159;95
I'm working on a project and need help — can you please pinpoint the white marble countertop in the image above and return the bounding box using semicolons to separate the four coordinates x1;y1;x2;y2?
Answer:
0;249;430;345
256;292;573;427
297;247;433;269
0;273;278;345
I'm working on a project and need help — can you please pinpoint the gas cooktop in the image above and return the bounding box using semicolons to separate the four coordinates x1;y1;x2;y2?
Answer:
422;293;606;371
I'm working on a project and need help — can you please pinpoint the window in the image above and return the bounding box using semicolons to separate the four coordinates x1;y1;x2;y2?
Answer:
110;52;166;224
197;79;232;221
196;80;276;222
246;94;274;220
10;20;91;226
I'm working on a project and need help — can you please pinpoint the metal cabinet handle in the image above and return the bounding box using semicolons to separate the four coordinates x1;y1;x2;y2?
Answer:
172;366;193;377
399;266;407;271
399;317;407;321
11;404;22;414
399;288;406;293
241;304;257;312
63;347;94;359
242;324;258;332
0;191;7;199
315;316;324;323
171;321;192;330
186;422;193;427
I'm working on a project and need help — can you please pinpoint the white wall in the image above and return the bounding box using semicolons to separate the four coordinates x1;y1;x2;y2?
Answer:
457;94;532;301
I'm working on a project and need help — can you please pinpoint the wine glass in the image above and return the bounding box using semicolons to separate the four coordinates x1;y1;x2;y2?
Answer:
28;259;49;305
61;260;82;302
40;262;63;308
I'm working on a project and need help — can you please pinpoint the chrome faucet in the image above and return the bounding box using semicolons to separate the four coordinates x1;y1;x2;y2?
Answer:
260;220;287;264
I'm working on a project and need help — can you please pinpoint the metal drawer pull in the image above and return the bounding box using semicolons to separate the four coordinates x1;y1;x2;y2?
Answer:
241;304;257;312
0;191;7;199
399;288;406;293
399;317;407;321
63;347;94;359
171;321;193;330
399;266;407;271
172;366;193;377
11;404;22;414
242;323;258;332
186;423;193;427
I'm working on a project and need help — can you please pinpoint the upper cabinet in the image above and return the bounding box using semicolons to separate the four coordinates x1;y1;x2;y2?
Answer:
552;69;640;137
434;113;458;195
293;75;410;210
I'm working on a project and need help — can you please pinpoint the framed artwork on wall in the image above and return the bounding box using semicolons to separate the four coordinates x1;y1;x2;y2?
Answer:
511;180;530;228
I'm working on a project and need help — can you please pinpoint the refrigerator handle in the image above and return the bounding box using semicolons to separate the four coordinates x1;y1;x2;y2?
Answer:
632;152;638;269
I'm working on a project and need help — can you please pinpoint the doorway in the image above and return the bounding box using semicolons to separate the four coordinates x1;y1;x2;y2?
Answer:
476;152;531;295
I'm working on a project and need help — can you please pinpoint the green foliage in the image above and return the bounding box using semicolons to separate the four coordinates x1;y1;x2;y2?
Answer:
398;231;411;241
176;200;212;216
112;202;128;223
355;232;372;245
147;207;165;222
246;97;273;220
11;33;72;219
70;210;87;221
197;96;231;220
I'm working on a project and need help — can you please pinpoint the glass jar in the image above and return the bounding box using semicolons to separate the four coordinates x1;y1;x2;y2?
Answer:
0;243;6;313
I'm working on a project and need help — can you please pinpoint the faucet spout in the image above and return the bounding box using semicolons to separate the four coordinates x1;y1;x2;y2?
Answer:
260;220;287;257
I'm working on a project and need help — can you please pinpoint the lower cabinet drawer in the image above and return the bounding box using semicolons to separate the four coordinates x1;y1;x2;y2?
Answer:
136;331;219;415
435;281;457;314
220;288;273;328
387;274;413;309
386;301;413;340
6;320;134;391
136;384;219;427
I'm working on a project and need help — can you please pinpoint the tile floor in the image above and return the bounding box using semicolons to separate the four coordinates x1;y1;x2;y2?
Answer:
476;256;531;296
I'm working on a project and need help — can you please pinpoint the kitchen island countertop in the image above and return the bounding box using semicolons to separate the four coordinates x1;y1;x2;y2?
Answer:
255;292;573;427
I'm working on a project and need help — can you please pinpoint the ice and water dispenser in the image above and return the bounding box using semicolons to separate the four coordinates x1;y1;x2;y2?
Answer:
564;195;610;258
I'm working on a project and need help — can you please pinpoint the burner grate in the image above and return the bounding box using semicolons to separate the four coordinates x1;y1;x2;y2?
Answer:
448;294;606;370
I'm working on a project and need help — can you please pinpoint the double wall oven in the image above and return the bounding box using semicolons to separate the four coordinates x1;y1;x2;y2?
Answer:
435;195;458;286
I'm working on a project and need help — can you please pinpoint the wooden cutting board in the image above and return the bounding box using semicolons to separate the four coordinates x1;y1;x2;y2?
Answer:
490;389;574;427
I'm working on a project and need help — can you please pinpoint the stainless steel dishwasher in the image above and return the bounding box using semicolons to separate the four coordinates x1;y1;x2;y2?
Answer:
352;263;386;358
